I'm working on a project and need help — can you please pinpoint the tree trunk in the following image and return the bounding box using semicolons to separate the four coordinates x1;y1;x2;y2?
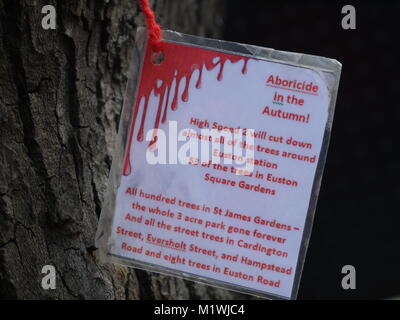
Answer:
0;0;250;299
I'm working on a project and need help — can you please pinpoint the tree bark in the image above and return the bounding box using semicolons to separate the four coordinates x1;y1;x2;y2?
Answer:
0;0;253;300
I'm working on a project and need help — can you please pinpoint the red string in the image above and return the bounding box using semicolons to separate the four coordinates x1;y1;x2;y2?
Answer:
138;0;163;52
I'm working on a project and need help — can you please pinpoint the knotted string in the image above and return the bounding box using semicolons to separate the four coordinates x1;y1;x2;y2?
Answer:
138;0;163;53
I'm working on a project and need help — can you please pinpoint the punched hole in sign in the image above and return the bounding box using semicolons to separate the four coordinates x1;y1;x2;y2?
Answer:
151;50;164;65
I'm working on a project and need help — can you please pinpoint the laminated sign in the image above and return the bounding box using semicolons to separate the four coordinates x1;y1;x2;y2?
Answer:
96;28;341;299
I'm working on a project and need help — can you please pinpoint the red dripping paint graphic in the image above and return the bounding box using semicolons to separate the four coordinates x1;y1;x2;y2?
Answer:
123;42;251;176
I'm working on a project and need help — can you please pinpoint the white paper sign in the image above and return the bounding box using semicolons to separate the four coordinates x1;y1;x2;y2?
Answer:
96;29;341;299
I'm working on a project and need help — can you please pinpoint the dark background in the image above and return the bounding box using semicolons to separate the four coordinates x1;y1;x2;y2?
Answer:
224;0;400;299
